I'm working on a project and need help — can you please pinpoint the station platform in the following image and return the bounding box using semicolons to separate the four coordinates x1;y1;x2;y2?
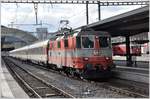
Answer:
112;66;149;84
0;58;29;98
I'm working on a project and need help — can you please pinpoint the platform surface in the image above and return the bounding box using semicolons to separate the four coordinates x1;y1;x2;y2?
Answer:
115;66;149;74
112;65;149;84
0;58;29;98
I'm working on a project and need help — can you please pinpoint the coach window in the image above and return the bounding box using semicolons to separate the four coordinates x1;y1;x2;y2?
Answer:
76;37;81;48
57;41;61;48
64;39;68;48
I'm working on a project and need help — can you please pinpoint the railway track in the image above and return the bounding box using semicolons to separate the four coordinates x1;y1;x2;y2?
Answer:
94;81;148;98
3;57;75;98
4;57;149;98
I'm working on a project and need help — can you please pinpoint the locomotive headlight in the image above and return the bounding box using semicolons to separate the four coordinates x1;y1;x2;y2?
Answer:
83;57;89;61
106;57;109;60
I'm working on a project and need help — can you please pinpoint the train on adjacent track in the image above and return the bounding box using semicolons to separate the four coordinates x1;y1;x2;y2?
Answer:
9;28;115;79
112;44;142;56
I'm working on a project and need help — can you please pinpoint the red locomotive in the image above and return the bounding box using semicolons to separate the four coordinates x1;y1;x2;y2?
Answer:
9;27;114;79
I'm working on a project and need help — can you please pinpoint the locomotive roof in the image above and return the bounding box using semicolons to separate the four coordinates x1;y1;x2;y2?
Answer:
54;30;110;41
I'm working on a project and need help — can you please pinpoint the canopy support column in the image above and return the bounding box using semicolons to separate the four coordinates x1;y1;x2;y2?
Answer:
126;36;132;66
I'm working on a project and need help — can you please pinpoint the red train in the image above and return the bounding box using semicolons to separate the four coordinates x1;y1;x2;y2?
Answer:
113;44;141;56
9;28;115;79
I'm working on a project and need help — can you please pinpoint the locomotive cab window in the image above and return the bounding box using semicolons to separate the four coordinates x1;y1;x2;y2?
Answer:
82;36;94;48
99;37;110;48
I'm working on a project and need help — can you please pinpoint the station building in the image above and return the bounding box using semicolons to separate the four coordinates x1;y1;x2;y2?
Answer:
1;25;38;51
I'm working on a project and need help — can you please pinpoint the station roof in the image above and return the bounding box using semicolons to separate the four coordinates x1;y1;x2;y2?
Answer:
85;6;149;37
1;26;39;50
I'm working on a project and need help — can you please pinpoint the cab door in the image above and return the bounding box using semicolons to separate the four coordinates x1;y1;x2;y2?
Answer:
64;39;68;66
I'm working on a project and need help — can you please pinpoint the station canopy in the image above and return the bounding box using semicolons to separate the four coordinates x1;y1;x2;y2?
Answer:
85;6;149;37
1;26;38;50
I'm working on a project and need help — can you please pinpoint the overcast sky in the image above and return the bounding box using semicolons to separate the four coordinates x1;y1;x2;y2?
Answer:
1;3;143;33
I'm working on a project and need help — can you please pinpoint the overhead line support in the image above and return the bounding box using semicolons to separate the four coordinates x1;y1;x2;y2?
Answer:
98;1;101;21
34;3;38;24
86;1;89;25
1;1;149;5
